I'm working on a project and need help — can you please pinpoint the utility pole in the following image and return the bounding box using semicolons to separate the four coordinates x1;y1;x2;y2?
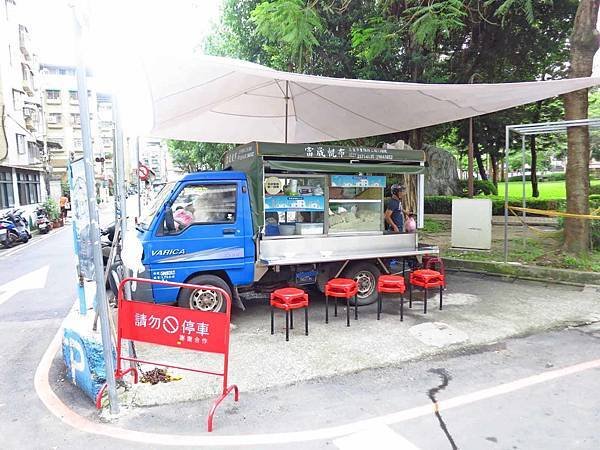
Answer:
72;4;119;414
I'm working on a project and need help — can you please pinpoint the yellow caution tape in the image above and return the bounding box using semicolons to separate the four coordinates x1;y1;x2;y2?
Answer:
508;206;600;220
506;207;563;237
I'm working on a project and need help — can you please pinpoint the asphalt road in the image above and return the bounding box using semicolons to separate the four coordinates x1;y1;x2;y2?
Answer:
1;224;599;449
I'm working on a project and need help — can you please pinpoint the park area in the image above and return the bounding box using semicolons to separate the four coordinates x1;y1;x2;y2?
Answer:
423;179;600;272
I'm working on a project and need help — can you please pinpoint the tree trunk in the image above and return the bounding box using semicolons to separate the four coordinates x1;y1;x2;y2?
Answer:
530;100;543;198
530;135;539;198
474;143;488;180
409;128;424;150
563;0;599;255
490;154;498;186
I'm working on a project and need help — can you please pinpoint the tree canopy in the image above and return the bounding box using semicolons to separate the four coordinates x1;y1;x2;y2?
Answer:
205;0;578;176
167;141;232;173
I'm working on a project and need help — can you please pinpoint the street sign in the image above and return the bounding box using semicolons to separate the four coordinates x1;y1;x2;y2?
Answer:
68;158;94;280
96;277;239;432
119;299;229;354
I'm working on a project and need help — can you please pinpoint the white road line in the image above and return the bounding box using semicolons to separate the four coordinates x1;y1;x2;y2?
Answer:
34;322;600;447
0;265;49;306
333;424;421;450
0;225;69;260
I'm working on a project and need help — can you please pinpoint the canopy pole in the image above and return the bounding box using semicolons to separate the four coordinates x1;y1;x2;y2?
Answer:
504;126;510;263
284;80;289;144
521;135;527;246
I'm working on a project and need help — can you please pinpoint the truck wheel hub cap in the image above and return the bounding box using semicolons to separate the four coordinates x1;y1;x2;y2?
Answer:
355;271;375;298
190;289;223;311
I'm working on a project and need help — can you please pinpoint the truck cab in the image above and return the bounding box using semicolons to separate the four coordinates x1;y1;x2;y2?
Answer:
132;171;255;311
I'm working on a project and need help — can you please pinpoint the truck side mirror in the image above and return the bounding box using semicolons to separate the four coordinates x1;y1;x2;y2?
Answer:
164;205;176;232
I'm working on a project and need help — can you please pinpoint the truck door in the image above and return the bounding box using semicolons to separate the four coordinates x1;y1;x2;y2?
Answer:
149;181;248;303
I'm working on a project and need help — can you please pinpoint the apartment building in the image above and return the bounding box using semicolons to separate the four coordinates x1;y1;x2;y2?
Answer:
139;138;169;183
40;64;114;200
0;0;47;210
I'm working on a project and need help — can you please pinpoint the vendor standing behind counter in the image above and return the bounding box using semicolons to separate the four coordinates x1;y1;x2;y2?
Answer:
384;184;406;233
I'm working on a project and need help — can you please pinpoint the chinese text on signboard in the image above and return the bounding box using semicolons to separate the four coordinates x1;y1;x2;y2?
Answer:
119;300;228;354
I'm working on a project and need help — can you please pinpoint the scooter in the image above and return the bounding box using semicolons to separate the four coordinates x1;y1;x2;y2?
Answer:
35;207;53;234
2;210;31;245
0;210;29;248
0;221;19;248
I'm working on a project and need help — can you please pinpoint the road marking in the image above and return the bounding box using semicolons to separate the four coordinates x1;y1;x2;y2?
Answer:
0;225;69;260
35;321;600;447
0;265;49;306
333;424;421;450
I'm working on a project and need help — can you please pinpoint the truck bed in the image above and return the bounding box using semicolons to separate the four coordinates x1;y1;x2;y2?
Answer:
258;233;438;266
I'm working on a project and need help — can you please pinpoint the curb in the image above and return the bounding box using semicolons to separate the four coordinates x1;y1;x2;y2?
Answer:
443;257;600;286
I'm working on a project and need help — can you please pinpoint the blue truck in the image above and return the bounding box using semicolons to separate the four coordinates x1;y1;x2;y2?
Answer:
125;142;437;312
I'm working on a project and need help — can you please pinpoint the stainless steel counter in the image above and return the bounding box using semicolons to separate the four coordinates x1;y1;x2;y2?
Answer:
258;233;438;266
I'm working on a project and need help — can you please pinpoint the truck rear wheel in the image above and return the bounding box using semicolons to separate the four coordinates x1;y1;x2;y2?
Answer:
177;274;231;313
342;261;381;306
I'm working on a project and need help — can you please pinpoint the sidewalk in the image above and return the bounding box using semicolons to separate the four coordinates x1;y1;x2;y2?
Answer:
118;272;600;408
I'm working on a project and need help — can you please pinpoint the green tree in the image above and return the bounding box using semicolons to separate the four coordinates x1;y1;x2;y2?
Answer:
251;0;324;72
563;0;600;255
167;141;233;173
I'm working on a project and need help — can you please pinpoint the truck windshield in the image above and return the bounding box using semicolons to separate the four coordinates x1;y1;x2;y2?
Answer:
137;182;175;231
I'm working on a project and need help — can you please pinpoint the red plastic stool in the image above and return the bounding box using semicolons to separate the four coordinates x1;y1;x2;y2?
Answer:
270;287;309;341
325;278;358;327
422;255;446;287
409;269;444;314
377;275;406;321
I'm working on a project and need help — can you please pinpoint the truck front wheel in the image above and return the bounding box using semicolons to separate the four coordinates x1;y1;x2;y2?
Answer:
177;274;231;313
342;262;381;306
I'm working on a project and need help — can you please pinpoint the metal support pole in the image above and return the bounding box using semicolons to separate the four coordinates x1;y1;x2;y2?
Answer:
112;98;127;247
467;74;479;198
72;5;119;414
113;96;135;366
284;80;289;144
503;127;510;263
521;135;527;246
136;137;141;218
417;170;425;229
468;120;474;198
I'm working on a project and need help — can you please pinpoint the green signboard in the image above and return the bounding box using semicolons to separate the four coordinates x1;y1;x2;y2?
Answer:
224;142;425;166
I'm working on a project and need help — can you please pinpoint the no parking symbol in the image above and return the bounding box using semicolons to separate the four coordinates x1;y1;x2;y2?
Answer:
162;316;179;334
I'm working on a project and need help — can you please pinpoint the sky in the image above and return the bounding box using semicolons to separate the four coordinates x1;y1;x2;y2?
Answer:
23;0;600;136
25;0;223;134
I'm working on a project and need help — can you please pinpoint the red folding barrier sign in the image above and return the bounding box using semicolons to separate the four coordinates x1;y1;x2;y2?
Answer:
96;277;239;432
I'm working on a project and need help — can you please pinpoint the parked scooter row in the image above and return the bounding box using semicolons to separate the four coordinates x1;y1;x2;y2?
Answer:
0;209;32;248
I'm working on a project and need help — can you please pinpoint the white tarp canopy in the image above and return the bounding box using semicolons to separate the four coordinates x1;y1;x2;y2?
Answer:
147;55;600;144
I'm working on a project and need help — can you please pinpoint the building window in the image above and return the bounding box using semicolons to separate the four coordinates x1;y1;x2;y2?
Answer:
17;171;40;205
100;121;113;130
46;89;60;101
0;170;14;208
48;113;62;125
12;89;23;110
27;142;40;161
69;90;78;101
73;138;82;149
71;113;81;126
16;134;25;154
102;137;112;147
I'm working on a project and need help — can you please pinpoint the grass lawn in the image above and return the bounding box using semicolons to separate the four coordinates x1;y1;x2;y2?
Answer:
483;179;600;200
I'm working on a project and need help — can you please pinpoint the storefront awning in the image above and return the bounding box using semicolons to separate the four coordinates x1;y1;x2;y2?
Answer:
265;160;425;175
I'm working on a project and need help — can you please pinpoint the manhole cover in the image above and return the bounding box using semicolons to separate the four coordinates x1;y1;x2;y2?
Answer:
409;322;469;348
